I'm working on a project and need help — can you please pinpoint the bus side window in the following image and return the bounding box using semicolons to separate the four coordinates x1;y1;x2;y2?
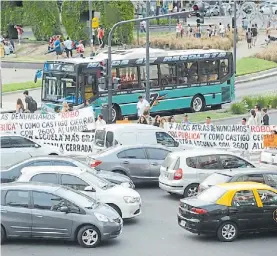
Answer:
199;61;219;83
160;64;177;86
187;62;198;84
118;67;139;90
219;59;229;79
140;65;159;88
178;63;188;84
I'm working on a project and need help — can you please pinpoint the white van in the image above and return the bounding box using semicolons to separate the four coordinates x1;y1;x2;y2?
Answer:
93;124;183;153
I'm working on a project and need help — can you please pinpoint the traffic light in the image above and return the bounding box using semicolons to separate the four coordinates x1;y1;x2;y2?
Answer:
193;3;205;24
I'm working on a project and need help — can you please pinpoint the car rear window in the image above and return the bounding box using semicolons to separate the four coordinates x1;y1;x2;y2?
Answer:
197;186;227;203
202;173;232;186
163;155;180;170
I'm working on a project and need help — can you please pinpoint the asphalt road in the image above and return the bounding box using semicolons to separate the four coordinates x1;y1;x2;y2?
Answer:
2;186;276;256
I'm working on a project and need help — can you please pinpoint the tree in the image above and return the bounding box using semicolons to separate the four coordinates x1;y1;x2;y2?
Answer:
61;0;134;44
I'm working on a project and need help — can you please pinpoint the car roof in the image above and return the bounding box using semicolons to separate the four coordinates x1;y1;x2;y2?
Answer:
20;166;84;176
102;144;171;152
215;168;277;177
168;148;236;158
97;123;164;132
217;182;274;191
1;182;62;192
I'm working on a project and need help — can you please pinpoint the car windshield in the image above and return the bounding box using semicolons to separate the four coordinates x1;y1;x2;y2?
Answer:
203;173;232;186
94;130;106;147
80;169;113;190
56;186;98;208
197;186;227;203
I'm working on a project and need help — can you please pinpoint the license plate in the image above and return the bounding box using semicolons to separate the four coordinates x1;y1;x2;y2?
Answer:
180;220;186;227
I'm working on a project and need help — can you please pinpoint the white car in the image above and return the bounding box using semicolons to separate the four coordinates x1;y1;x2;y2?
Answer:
0;133;62;167
260;3;277;14
159;149;256;197
17;166;141;219
260;149;277;167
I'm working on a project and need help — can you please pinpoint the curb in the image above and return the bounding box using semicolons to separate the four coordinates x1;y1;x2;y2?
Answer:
236;69;277;84
2;87;41;95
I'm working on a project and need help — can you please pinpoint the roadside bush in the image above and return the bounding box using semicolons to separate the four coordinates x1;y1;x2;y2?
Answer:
256;44;277;63
150;18;178;26
230;102;247;115
242;96;255;110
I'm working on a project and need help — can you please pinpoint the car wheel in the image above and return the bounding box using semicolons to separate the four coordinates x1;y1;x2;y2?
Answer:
107;203;122;217
183;184;199;198
112;104;122;122
77;225;101;248
1;226;6;244
113;170;127;176
191;95;205;112
217;222;238;242
275;10;277;15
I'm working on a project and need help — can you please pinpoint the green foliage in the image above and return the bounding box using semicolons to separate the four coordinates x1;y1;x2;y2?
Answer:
230;102;247;115
150;18;178;26
23;1;61;41
61;0;134;44
0;2;25;35
0;1;61;41
242;96;255;110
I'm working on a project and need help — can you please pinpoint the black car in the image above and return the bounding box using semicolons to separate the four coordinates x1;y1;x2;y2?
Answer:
178;182;277;242
199;168;277;193
0;156;135;189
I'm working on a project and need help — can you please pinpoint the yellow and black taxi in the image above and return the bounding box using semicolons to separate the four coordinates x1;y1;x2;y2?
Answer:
177;182;277;242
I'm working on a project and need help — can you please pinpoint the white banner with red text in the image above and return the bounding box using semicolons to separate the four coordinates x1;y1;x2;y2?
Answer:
164;123;276;152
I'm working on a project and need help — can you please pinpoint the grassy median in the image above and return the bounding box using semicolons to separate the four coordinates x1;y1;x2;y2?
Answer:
3;81;40;93
236;57;277;76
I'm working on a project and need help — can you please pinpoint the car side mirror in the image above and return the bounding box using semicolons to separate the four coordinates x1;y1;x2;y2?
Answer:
174;141;179;147
60;206;69;213
84;185;96;192
34;144;40;148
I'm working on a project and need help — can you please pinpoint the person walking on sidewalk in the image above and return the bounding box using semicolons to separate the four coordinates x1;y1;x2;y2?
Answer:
251;24;258;47
23;90;37;113
64;37;73;58
246;28;253;49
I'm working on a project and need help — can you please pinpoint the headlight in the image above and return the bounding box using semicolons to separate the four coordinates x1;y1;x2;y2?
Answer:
94;212;111;222
121;182;131;188
123;196;137;204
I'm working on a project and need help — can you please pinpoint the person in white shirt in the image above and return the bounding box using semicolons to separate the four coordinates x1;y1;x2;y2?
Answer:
64;37;73;58
219;22;225;37
96;114;106;127
137;96;150;118
247;109;258;126
254;104;262;125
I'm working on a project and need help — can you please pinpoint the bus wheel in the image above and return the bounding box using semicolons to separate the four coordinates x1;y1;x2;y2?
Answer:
191;95;205;112
112;104;122;122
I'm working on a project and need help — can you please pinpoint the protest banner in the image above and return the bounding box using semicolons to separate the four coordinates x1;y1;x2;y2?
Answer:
34;132;95;155
0;107;96;137
164;123;276;152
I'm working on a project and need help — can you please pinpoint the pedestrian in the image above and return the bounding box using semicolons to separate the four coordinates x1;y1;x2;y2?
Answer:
160;117;166;128
207;25;213;38
182;114;191;125
136;95;150;118
61;101;69;112
251;24;258;47
153;115;161;127
219;23;225;37
246;28;253;49
205;116;213;125
64;37;73;58
168;115;175;123
138;116;148;124
16;98;24;113
97;26;105;48
195;24;201;38
76;40;84;54
14;25;23;45
247;109;257;125
140;20;146;33
187;24;193;37
54;106;60;113
241;118;247;125
96;114;106;127
227;24;231;32
176;22;181;38
262;108;269;125
23;90;37;113
255;104;262;125
143;110;152;125
54;35;62;59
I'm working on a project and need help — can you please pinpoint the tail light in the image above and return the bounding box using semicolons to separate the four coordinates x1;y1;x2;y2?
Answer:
90;160;102;168
191;208;207;215
173;168;183;180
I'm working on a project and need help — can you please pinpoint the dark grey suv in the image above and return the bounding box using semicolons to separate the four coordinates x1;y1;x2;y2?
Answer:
1;182;123;248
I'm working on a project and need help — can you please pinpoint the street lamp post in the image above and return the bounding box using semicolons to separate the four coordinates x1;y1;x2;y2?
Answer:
89;0;93;56
0;67;2;108
107;11;191;124
145;0;150;102
233;1;237;74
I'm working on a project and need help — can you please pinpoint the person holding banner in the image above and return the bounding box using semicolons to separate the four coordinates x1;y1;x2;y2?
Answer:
16;98;25;113
247;109;258;125
255;105;262;125
62;101;69;112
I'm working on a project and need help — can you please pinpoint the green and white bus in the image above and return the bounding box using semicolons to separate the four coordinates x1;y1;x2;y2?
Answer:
39;47;234;121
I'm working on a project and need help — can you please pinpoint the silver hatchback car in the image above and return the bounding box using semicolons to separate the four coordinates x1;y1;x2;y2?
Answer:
1;182;123;248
